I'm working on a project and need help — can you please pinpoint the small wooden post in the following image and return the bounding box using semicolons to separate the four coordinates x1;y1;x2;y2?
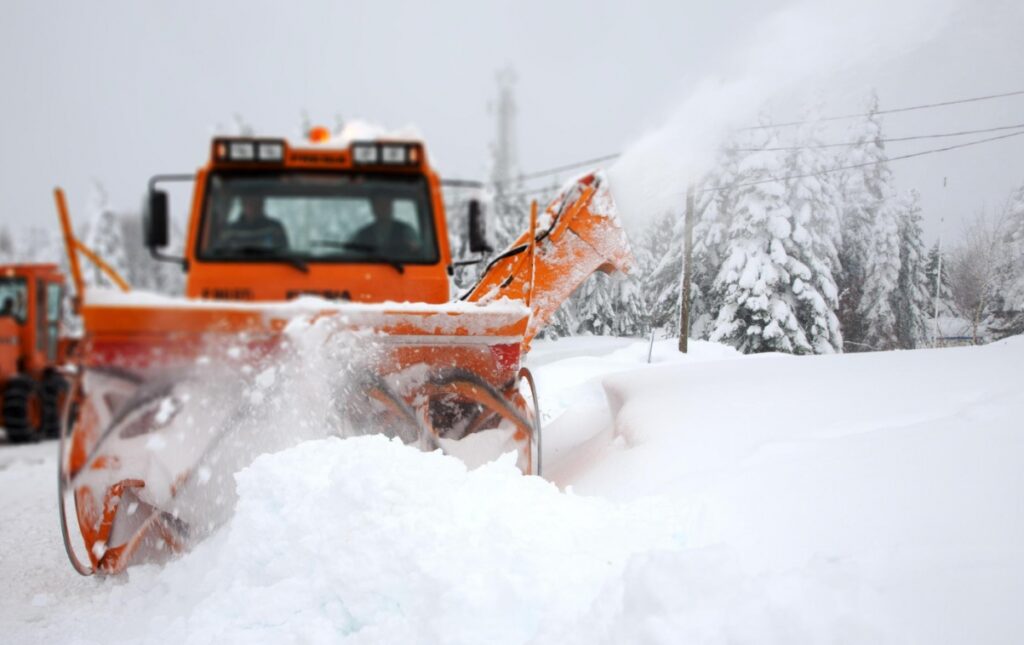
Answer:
678;184;695;353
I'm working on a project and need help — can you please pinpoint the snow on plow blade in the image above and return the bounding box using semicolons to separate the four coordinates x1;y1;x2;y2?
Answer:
59;296;540;574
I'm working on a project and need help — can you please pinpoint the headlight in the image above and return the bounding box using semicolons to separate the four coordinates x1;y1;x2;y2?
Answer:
352;144;380;164
381;145;407;164
257;141;284;161
351;142;422;166
212;138;287;164
229;141;255;161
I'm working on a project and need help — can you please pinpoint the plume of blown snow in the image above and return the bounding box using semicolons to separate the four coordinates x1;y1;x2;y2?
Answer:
607;0;956;227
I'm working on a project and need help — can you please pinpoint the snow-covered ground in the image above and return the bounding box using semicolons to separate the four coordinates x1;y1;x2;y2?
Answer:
1;335;1022;643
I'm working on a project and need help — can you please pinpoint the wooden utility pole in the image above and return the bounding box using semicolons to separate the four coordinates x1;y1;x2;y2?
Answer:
678;183;695;353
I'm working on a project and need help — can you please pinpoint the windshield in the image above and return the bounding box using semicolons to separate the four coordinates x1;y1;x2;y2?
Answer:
0;278;27;324
198;171;438;264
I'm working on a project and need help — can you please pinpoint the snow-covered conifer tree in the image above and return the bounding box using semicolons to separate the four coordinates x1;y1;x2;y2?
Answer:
893;190;932;349
784;112;843;353
573;272;619;336
643;141;740;340
83;183;129;289
925;242;953;312
838;92;895;351
857;200;902;351
709;122;812;354
643;210;685;334
990;181;1024;337
689;147;741;339
0;226;13;262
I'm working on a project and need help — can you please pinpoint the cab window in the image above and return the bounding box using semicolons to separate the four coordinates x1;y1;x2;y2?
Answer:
197;172;438;265
0;278;27;324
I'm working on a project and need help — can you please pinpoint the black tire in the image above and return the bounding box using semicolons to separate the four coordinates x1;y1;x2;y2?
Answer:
41;371;69;440
3;375;44;443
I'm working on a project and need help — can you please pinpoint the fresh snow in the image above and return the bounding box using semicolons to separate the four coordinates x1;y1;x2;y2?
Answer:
1;335;1023;643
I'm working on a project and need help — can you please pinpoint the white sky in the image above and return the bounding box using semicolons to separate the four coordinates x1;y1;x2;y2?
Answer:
1;0;1021;244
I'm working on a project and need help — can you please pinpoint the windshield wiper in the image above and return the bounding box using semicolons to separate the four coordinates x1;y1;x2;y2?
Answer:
311;240;377;253
310;240;405;274
230;246;310;274
365;257;405;274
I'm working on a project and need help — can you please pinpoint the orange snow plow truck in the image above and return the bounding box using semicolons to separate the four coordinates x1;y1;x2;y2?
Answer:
54;132;632;575
0;264;71;442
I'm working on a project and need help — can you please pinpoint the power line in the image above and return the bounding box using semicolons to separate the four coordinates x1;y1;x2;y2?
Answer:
734;122;1024;152
701;129;1024;195
514;153;621;183
502;88;1024;185
506;129;1024;200
761;88;1024;130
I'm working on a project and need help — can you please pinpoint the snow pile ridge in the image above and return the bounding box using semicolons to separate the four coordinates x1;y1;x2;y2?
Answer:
51;436;685;645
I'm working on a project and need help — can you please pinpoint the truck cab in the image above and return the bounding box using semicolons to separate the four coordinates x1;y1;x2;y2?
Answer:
0;264;68;442
147;137;459;304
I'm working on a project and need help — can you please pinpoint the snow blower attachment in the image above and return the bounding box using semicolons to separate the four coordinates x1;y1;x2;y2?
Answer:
54;134;633;575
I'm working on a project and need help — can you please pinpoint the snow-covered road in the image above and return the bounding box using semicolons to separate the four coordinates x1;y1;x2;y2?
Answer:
1;336;1022;643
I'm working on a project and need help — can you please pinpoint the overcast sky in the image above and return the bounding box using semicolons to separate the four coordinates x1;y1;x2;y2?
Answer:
1;0;1021;244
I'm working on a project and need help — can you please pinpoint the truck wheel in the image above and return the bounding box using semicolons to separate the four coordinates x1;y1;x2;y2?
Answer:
2;376;44;443
42;371;69;440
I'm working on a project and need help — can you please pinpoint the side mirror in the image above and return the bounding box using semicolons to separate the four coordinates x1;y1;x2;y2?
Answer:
145;190;170;248
467;199;493;254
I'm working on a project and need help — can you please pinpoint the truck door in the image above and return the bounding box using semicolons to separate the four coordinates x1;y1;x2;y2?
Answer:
37;281;61;363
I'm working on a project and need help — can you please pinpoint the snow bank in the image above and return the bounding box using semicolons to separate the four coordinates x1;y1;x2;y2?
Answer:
24;437;685;645
527;337;742;481
565;337;1024;643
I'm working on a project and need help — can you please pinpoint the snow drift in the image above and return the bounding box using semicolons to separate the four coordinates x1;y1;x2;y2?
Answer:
30;436;685;645
561;336;1024;644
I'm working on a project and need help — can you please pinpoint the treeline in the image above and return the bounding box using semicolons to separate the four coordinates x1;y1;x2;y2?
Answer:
0;183;185;301
481;92;1024;353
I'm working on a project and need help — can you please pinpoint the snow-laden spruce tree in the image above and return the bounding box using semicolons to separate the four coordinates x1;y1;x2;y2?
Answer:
573;272;620;336
709;123;813;354
608;269;649;337
642;141;740;339
119;211;186;295
0;226;13;262
784;114;843;353
689;145;742;339
925;242;954;316
893;190;932;349
83;183;130;289
838;92;895;351
857;199;902;351
639;210;682;333
990;181;1024;337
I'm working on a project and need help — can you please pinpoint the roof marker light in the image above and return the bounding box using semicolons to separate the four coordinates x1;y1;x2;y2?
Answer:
308;126;331;143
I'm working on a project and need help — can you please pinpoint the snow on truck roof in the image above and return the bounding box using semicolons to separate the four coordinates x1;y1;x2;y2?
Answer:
304;119;424;148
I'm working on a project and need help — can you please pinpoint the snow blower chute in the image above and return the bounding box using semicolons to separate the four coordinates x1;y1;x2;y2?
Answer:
53;133;633;575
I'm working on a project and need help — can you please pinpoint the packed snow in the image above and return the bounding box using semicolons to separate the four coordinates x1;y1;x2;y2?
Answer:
2;334;1023;643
